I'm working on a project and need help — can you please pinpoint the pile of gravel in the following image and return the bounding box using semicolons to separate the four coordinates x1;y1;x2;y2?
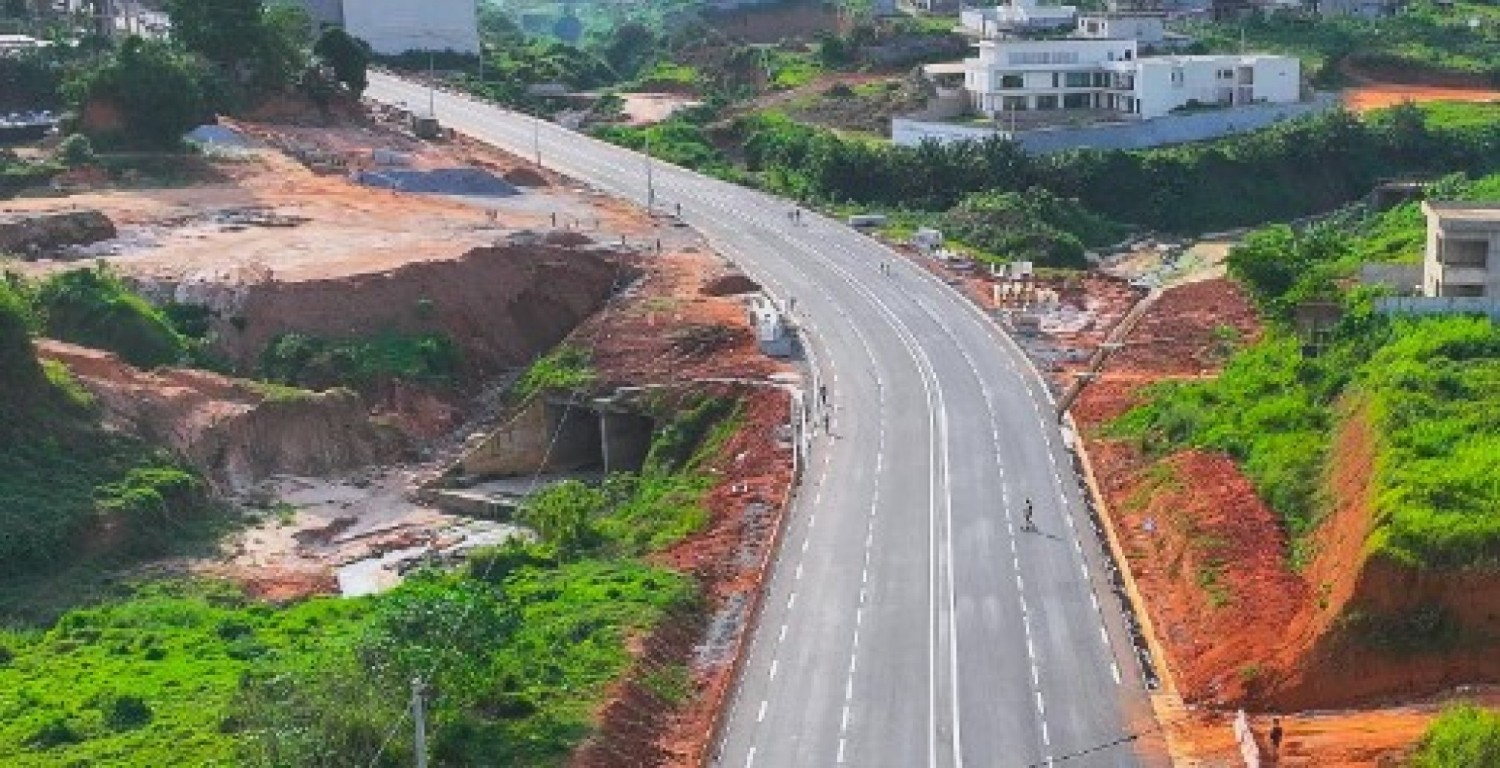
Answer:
354;167;520;197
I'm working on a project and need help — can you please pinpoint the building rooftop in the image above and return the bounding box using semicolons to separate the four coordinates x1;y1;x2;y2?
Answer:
1423;201;1500;225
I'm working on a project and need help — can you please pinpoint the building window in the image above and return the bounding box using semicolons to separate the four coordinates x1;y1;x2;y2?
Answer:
1442;239;1489;267
1094;72;1110;88
1171;68;1184;87
1002;95;1028;111
1036;94;1059;110
1000;74;1024;89
1063;93;1091;109
1217;68;1233;79
1064;72;1091;88
1052;72;1060;88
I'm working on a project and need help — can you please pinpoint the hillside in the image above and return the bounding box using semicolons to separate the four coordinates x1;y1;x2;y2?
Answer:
1097;173;1500;708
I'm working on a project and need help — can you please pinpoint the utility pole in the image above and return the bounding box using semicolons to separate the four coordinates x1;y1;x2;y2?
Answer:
644;134;656;210
411;677;428;768
533;116;541;166
427;50;437;117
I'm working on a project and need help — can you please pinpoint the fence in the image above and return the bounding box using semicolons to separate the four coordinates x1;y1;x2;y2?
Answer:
1375;296;1500;320
893;93;1340;154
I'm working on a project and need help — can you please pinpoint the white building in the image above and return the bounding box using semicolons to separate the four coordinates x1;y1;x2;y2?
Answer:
1422;202;1500;299
1075;11;1167;44
963;38;1300;119
1315;0;1402;18
961;0;1079;36
301;0;480;56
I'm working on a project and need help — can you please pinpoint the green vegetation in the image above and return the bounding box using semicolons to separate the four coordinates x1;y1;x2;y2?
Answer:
61;37;209;150
1115;173;1500;570
234;560;691;767
0;278;209;580
593;105;741;181
29;265;187;369
1187;2;1500;87
259;331;461;391
0;348;739;764
512;344;597;400
1413;704;1500;768
313;27;371;98
520;396;738;559
940;188;1127;268
733;102;1500;234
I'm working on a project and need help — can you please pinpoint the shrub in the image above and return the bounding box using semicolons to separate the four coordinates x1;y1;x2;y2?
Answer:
54;134;97;168
1413;705;1500;768
62;38;208;150
259;331;460;391
33;265;186;369
513;344;595;400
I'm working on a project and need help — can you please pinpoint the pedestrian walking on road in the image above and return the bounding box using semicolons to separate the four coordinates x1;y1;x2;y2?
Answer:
1022;498;1035;531
1269;718;1284;756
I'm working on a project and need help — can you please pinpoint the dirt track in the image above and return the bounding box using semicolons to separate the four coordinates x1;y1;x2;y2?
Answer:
1339;60;1499;113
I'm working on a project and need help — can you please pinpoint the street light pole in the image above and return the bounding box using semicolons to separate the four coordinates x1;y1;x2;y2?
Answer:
644;134;655;210
427;50;436;117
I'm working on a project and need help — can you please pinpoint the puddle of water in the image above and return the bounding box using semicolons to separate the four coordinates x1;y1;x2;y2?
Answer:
335;520;531;597
337;545;429;597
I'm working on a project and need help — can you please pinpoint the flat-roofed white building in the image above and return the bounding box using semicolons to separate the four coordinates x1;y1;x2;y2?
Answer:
964;37;1300;119
961;0;1079;36
1423;202;1500;299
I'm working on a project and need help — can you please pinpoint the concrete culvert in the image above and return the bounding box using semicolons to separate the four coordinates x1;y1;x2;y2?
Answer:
701;273;760;297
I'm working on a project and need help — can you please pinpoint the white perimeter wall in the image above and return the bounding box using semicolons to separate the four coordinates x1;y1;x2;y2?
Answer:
342;0;480;55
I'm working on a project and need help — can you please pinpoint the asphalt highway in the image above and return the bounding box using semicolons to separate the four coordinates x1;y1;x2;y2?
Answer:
368;73;1158;768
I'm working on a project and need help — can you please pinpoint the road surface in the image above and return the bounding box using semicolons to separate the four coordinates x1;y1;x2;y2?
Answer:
368;73;1159;767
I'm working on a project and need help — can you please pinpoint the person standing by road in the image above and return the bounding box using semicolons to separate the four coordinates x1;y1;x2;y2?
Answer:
1022;498;1035;531
1269;718;1284;757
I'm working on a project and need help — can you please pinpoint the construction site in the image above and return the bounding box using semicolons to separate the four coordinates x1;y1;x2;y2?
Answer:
2;103;802;764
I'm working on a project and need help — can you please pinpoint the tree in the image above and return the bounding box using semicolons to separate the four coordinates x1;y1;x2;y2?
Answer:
165;0;265;68
165;0;310;93
313;27;370;96
63;37;208;150
598;21;655;80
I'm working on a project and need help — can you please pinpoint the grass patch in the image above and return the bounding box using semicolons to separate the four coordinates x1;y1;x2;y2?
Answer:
258;331;461;391
513;343;596;400
1118;169;1500;569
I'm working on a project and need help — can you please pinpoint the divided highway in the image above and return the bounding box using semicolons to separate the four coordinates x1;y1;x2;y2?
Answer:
368;73;1159;767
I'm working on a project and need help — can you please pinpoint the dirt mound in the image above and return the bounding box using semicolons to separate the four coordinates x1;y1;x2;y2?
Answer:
181;242;624;379
39;340;408;492
502;166;549;187
1110;278;1260;375
700;272;760;297
1089;444;1308;704
0;210;116;257
542;230;593;247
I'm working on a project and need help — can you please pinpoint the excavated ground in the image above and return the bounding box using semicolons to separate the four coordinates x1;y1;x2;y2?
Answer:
1339;60;1500;113
1065;277;1497;763
13;111;798;764
568;221;795;766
